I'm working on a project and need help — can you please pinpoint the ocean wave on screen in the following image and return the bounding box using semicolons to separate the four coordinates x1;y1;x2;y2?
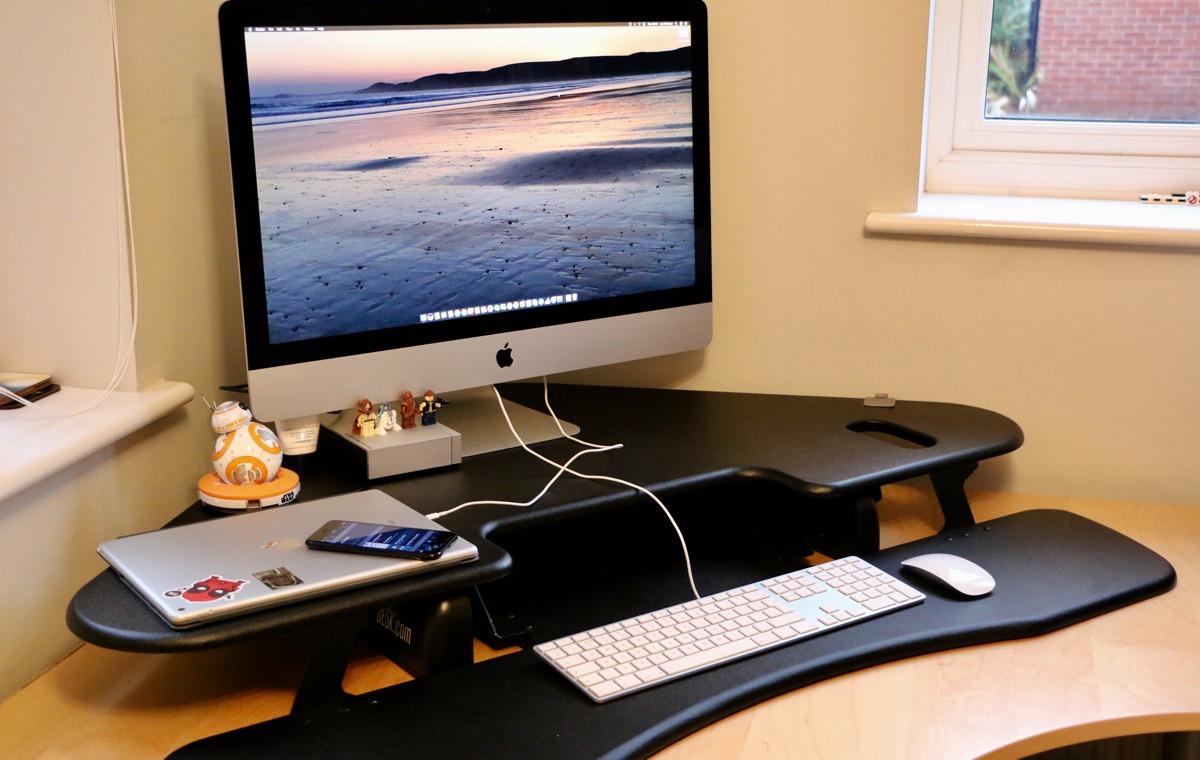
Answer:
456;146;693;186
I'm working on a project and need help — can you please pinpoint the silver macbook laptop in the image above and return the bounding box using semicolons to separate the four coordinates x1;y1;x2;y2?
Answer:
98;490;478;629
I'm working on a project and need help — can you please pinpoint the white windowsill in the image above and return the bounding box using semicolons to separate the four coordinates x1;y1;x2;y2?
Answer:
864;194;1200;248
0;380;195;504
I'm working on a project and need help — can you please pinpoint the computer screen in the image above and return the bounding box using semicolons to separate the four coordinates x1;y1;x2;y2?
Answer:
218;0;712;426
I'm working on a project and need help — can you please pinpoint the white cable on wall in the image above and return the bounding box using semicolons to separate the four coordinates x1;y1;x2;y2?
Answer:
1;0;139;416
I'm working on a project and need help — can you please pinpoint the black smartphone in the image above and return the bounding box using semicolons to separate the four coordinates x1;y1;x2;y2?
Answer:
305;520;458;561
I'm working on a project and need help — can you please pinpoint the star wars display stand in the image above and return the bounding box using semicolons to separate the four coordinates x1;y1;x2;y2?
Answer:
322;387;580;480
197;401;301;512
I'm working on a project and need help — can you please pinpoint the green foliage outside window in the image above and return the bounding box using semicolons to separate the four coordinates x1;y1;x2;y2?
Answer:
987;0;1040;116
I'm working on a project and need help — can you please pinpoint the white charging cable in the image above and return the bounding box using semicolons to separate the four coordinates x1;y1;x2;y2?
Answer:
428;381;701;600
2;0;138;417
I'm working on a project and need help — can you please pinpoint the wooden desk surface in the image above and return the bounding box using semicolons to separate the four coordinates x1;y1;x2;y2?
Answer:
2;488;1198;760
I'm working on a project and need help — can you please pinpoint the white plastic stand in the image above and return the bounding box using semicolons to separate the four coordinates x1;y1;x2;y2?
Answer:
323;387;580;479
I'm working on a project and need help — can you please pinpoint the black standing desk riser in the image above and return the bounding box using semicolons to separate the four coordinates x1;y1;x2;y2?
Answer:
67;384;1172;759
69;385;1023;650
168;509;1176;760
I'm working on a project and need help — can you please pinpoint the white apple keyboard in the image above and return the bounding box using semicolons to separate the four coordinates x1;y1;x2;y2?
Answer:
534;555;925;702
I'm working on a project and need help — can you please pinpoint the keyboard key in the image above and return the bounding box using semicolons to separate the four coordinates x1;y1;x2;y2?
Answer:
659;638;757;674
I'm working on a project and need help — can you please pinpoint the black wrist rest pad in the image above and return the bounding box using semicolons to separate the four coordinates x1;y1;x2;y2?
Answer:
171;510;1176;760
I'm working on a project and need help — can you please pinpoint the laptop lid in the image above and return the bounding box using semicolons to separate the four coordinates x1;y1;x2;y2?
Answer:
98;490;477;629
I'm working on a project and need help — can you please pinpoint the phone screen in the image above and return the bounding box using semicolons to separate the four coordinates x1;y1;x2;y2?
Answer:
306;520;458;560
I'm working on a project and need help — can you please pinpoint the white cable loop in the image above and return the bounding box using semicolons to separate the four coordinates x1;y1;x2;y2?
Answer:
428;380;701;600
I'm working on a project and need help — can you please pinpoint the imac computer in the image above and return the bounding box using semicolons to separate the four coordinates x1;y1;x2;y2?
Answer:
218;0;712;471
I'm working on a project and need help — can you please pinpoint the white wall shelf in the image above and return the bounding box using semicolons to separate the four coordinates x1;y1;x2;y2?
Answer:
865;194;1200;248
0;380;195;504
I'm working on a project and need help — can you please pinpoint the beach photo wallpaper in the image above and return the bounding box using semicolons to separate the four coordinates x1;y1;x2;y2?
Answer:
244;23;697;345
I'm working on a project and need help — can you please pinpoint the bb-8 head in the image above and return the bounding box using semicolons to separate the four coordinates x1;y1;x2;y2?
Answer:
211;401;283;485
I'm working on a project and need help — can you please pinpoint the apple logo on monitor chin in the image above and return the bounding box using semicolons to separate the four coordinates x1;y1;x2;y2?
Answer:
496;342;514;368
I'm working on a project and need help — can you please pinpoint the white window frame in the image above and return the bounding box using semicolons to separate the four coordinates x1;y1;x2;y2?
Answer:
924;0;1200;200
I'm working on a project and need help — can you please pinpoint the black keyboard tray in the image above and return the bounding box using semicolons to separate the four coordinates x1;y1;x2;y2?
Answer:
171;509;1175;759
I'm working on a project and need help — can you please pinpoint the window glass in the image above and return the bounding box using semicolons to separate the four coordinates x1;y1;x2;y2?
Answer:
924;0;1200;199
987;0;1200;124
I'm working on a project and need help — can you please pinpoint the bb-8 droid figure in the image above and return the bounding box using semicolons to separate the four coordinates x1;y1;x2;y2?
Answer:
211;401;282;484
197;401;300;512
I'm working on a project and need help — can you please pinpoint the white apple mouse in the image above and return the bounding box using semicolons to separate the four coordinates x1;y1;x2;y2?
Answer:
900;553;995;597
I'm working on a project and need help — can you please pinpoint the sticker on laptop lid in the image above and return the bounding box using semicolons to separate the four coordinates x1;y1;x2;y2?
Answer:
164;575;247;603
254;567;304;590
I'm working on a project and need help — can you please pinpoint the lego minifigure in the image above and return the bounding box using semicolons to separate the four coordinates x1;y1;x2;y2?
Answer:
352;398;379;437
399;390;418;429
418;389;443;426
377;402;396;434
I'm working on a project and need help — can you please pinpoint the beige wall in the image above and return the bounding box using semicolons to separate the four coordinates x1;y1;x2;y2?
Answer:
116;1;247;399
2;0;1198;703
0;0;229;701
0;0;134;389
572;0;1200;507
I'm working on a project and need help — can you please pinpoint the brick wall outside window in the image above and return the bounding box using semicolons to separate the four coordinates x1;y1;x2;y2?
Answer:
1034;0;1200;121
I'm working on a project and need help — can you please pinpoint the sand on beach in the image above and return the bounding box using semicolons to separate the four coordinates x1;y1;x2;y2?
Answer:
251;74;697;344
